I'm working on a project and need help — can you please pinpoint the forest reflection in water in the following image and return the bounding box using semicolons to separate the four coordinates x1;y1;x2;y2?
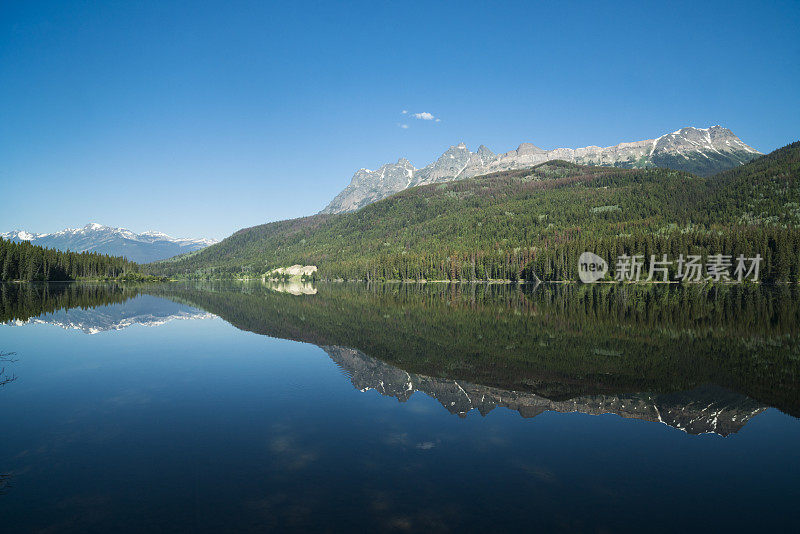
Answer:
2;280;798;432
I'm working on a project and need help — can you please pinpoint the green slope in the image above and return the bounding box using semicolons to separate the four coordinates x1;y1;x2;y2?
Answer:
151;142;800;282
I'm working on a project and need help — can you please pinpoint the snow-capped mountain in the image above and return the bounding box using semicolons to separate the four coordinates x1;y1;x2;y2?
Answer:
321;125;761;214
1;223;217;263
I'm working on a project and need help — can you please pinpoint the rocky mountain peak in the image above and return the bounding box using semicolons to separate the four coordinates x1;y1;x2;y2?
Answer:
321;157;417;214
516;142;544;155
321;125;762;214
410;142;475;187
646;126;760;174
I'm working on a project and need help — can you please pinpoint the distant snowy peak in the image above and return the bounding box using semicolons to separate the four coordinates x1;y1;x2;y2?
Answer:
652;125;758;154
321;125;761;214
4;230;37;241
137;229;217;247
2;223;215;247
1;223;217;263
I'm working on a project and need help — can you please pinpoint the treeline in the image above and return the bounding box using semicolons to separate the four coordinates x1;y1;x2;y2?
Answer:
529;226;800;283
0;237;142;281
149;142;800;283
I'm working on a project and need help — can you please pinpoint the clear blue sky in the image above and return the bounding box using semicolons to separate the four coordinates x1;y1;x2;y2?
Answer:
2;0;798;240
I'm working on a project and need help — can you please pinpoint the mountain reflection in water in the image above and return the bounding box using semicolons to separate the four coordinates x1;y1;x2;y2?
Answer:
6;293;213;334
3;281;797;437
325;345;764;435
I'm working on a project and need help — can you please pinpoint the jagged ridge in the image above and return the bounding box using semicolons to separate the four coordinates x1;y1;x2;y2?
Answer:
321;125;760;214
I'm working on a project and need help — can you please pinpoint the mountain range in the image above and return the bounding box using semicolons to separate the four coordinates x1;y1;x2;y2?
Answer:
1;223;216;263
150;141;799;282
322;125;761;214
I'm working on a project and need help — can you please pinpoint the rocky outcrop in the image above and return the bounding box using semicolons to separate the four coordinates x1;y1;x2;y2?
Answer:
266;265;317;278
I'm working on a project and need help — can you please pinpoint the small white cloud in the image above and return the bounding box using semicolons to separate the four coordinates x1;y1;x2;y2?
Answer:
413;112;435;120
398;123;409;129
401;109;408;114
435;118;441;122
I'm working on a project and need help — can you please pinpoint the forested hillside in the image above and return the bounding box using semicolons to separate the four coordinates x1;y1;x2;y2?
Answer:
0;238;142;281
151;142;800;282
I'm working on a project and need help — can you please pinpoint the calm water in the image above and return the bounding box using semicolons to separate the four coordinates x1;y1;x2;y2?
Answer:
1;282;798;532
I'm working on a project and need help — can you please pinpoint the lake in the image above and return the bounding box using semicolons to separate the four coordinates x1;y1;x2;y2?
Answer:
1;281;798;532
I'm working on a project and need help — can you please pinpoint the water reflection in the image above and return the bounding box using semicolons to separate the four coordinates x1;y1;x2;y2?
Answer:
11;294;212;334
0;351;15;494
264;280;317;295
3;281;798;431
0;282;134;323
325;345;764;435
2;281;799;531
0;351;16;388
148;281;800;419
1;283;212;334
